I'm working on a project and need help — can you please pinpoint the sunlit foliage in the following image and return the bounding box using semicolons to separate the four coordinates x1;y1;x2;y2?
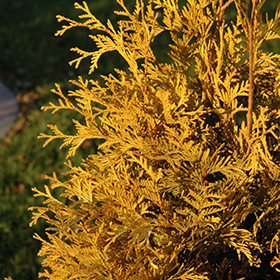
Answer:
30;0;280;279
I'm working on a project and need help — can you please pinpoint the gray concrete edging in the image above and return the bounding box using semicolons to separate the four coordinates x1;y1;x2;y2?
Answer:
0;82;18;138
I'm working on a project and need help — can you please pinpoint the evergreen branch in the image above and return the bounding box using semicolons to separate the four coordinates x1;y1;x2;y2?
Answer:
55;16;81;36
247;1;256;140
235;0;256;140
41;84;83;115
69;47;94;70
213;0;235;45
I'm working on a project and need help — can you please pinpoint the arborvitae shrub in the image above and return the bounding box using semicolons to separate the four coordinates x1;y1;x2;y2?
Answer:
30;0;280;279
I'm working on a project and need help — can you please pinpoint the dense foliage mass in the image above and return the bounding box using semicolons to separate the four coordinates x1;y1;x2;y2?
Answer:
30;0;280;279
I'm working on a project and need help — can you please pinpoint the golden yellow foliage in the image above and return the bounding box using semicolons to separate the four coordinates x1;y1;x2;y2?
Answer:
30;0;280;279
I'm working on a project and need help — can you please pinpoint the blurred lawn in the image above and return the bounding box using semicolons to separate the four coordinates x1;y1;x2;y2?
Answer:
0;0;279;279
0;0;132;88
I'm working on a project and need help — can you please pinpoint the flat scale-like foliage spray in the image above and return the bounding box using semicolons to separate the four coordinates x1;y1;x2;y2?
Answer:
30;1;280;279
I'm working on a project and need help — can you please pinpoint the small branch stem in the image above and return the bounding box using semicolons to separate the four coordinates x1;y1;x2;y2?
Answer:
246;1;256;139
213;0;235;44
222;0;235;11
247;27;254;139
236;1;256;140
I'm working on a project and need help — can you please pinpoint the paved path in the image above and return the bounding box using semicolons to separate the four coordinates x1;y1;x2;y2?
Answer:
0;82;18;138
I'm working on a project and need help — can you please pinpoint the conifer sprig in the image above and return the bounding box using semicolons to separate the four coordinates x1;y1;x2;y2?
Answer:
31;0;280;279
